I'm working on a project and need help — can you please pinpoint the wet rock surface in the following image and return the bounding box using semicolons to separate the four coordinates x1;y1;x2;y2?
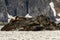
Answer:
1;15;60;31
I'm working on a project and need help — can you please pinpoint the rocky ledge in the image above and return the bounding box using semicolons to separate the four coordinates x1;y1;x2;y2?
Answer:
1;15;60;31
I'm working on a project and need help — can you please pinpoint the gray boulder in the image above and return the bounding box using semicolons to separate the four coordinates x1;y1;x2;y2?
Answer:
5;0;18;16
28;0;56;22
0;0;7;23
17;0;27;17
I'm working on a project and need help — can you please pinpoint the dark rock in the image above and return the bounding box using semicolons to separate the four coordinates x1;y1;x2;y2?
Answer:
1;15;58;31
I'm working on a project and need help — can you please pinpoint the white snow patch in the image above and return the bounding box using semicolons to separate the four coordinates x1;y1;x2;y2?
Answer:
7;13;16;23
25;14;32;18
49;2;56;17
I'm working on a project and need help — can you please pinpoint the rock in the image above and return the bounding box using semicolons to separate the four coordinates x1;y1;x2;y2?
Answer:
5;0;18;16
0;0;8;23
52;0;60;17
17;0;27;17
28;0;55;22
17;0;56;22
1;15;59;31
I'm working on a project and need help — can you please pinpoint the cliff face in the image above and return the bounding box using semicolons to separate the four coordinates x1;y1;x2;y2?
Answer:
17;0;27;17
0;0;7;22
17;0;54;17
5;0;18;16
28;0;55;21
0;0;55;23
29;0;51;16
18;0;56;22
